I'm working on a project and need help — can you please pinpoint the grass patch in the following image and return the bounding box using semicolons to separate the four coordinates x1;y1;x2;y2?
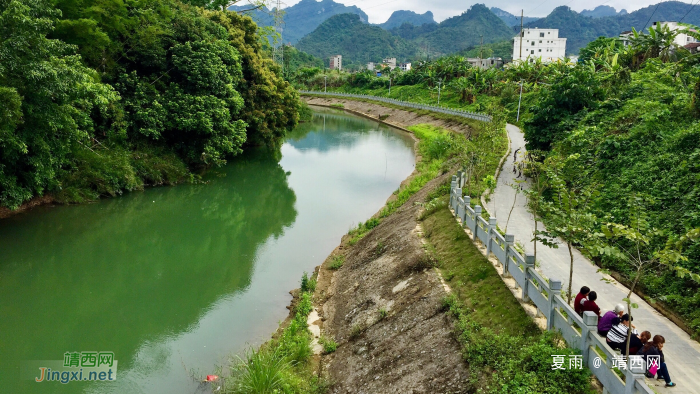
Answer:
328;255;344;270
329;103;344;109
319;336;337;355
422;202;538;334
421;203;593;393
223;275;326;394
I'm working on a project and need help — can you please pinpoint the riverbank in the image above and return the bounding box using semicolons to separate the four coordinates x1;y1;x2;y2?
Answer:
218;99;594;393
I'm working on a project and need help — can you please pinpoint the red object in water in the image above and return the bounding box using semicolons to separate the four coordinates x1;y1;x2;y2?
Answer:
206;375;219;382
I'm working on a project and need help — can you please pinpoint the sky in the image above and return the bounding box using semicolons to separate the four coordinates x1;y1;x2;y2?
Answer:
279;0;696;24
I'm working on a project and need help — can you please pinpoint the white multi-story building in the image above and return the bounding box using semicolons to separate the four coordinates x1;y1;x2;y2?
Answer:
512;28;567;63
651;21;698;47
366;62;375;71
329;55;342;70
399;62;411;71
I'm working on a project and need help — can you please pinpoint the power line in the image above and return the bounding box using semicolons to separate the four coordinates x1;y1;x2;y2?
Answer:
679;0;698;23
642;2;662;32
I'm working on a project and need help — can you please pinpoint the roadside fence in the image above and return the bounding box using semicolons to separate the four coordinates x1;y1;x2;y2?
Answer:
299;90;492;123
450;173;654;394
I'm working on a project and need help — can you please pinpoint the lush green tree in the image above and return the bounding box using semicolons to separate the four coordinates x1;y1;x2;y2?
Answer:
524;65;606;151
0;0;118;208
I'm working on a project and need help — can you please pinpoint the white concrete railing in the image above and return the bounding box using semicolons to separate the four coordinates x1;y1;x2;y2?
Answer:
299;90;493;123
450;174;654;394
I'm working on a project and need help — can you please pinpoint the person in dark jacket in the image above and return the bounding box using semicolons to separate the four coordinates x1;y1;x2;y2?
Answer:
638;335;676;388
581;291;601;317
574;286;590;316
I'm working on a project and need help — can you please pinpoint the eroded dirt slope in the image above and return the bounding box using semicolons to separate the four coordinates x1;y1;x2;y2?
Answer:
316;171;469;394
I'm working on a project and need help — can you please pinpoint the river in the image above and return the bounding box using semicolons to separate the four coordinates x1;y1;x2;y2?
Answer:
0;107;415;393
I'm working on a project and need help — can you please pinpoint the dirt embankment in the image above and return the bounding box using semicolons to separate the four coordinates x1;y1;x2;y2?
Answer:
0;195;56;219
303;96;475;137
312;170;469;393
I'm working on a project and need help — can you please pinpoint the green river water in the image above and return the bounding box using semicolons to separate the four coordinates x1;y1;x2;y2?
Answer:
0;108;415;393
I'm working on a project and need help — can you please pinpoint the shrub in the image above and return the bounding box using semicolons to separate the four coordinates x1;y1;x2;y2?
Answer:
319;336;338;354
329;255;345;270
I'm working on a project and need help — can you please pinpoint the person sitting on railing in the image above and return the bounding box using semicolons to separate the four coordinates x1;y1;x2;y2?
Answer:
637;335;676;387
574;286;590;316
597;303;625;336
580;291;601;317
606;314;641;355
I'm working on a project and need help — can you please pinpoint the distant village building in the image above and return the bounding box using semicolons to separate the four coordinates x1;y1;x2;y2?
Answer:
512;28;567;63
399;62;411;71
651;21;698;47
467;57;503;69
382;57;397;70
366;62;375;71
329;55;342;70
619;30;634;47
685;42;700;54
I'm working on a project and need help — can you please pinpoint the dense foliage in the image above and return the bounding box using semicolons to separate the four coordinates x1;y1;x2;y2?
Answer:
0;0;299;210
295;25;700;338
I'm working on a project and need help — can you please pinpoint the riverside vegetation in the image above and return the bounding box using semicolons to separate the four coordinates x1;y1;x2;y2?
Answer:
293;23;700;339
0;0;300;211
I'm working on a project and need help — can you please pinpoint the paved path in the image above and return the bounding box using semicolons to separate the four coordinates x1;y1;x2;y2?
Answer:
488;124;700;393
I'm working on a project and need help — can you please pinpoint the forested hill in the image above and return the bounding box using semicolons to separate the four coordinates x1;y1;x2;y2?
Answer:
0;0;299;210
229;0;368;44
297;13;418;67
526;2;700;54
379;10;436;30
490;7;539;27
391;4;514;56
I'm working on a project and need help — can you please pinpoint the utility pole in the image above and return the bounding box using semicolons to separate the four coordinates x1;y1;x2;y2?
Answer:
389;75;392;95
437;79;442;105
519;9;523;62
324;75;327;92
479;35;484;60
272;0;284;67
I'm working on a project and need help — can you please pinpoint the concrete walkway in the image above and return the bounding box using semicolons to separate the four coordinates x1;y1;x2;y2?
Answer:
488;124;700;394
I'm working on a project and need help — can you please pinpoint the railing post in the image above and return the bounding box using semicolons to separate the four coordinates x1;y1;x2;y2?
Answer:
504;234;514;277
462;196;471;225
454;187;462;216
486;217;497;256
625;359;646;394
522;254;535;301
547;280;561;330
581;311;598;365
450;175;457;209
473;206;482;241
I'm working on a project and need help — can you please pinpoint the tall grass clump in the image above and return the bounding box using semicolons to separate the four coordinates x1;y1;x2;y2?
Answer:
224;274;325;394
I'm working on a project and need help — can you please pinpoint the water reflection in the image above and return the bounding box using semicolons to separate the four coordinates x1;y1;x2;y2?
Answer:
0;108;415;394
